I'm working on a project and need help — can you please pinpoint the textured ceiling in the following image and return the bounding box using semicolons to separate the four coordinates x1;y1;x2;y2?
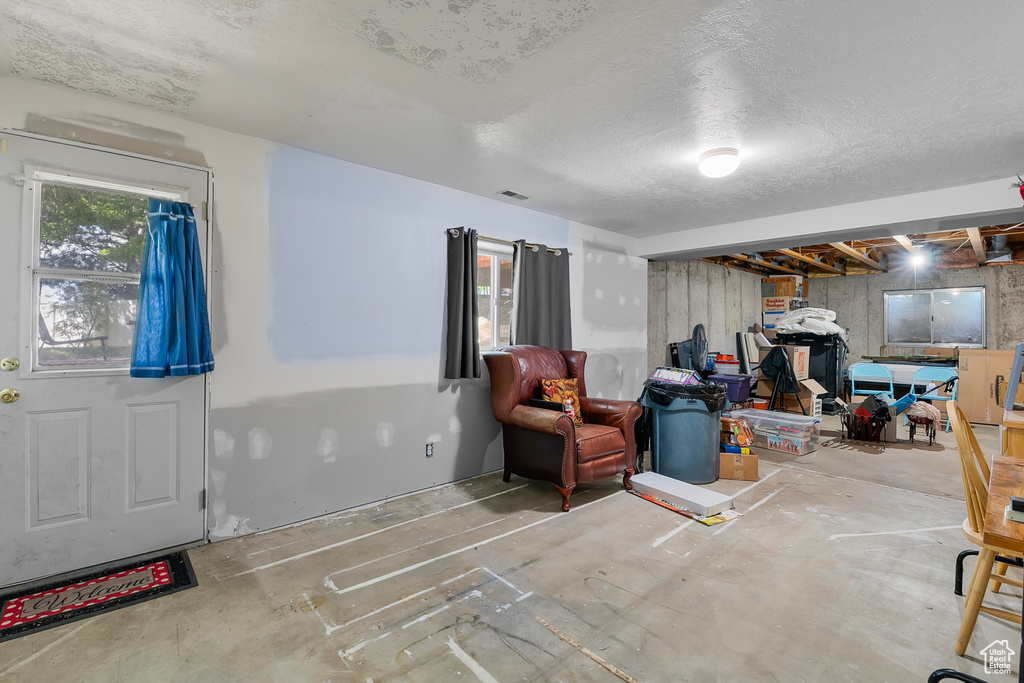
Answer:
1;0;1022;238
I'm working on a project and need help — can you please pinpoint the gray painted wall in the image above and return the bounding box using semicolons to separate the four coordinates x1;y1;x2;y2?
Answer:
647;260;763;373
806;264;1024;362
204;148;648;538
1;77;648;542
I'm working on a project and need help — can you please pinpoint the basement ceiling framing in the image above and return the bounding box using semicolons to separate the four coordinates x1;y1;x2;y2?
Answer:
705;223;1024;278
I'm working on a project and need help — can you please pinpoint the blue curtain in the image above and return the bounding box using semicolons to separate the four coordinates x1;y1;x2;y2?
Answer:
130;199;215;378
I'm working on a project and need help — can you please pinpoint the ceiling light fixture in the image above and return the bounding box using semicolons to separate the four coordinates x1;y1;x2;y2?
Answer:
698;148;740;178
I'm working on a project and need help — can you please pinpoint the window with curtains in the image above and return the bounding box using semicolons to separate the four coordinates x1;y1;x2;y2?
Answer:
477;243;513;350
27;169;186;372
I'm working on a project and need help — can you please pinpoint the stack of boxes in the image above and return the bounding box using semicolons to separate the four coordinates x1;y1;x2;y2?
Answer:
719;415;758;481
761;275;808;336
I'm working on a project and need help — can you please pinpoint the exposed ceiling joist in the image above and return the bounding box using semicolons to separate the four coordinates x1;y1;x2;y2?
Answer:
775;248;845;275
893;235;916;252
706;258;763;277
828;242;885;271
727;253;804;275
966;227;987;265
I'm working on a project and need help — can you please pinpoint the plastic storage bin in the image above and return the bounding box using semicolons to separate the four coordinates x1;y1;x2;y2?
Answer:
640;380;728;484
715;359;741;375
709;374;751;403
728;409;821;455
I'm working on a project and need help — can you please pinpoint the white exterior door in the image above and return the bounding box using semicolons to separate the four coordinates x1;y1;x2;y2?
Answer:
0;132;209;588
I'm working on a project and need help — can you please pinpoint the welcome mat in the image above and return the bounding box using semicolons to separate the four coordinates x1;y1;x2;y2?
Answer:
0;552;197;642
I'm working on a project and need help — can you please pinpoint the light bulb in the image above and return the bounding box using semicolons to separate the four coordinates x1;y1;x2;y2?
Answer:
698;148;740;178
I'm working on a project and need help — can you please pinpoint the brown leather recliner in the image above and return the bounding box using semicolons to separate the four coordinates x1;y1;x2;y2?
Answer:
483;345;642;511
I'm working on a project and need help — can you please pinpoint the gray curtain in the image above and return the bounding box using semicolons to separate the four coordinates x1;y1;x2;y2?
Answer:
444;227;481;379
511;240;572;349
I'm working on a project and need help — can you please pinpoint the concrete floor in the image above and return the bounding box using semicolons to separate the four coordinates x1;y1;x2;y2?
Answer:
0;416;1020;682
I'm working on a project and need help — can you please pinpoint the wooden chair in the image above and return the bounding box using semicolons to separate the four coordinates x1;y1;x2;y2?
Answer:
949;402;1024;655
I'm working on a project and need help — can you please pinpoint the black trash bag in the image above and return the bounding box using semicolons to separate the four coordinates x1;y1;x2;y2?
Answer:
860;393;893;422
640;379;728;413
635;380;728;474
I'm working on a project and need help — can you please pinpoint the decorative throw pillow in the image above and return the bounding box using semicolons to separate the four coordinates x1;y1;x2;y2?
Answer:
539;378;583;424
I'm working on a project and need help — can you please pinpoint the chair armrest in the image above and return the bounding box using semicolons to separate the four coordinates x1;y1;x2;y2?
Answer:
580;397;642;431
507;404;575;435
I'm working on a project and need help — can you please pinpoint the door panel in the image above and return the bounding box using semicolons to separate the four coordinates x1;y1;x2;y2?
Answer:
126;402;179;510
28;409;90;528
0;132;209;588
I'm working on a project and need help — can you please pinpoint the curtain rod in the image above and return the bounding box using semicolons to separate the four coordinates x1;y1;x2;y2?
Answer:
448;228;572;256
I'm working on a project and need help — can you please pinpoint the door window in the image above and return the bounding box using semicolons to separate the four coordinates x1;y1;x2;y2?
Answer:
26;169;185;371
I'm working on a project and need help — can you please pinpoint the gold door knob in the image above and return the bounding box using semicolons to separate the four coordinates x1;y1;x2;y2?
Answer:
0;388;19;403
0;357;18;371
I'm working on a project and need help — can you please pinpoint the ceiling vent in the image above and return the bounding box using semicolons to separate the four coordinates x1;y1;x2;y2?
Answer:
498;189;529;200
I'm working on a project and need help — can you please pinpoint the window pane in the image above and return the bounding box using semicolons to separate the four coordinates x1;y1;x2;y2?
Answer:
38;277;137;367
498;258;513;345
477;254;493;348
933;290;984;344
38;183;149;274
887;292;931;344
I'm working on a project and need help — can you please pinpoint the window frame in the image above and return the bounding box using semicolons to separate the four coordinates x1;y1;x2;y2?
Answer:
882;285;986;348
476;241;514;352
20;165;188;377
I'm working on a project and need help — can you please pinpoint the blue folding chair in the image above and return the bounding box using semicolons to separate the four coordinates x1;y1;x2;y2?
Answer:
908;366;958;432
849;362;895;398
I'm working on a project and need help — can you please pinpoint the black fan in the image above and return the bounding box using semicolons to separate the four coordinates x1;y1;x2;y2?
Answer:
670;324;708;371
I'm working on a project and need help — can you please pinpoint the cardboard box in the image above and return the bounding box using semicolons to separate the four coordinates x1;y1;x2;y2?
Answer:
757;346;810;381
755;378;827;413
762;311;785;329
849;396;899;442
958;349;1019;425
721;417;754;446
762;296;805;313
719;451;758;481
762;276;807;298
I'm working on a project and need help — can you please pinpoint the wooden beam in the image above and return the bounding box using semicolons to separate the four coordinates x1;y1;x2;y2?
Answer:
727;253;804;275
710;258;762;276
828;242;885;271
966;227;986;265
893;235;916;252
775;248;845;275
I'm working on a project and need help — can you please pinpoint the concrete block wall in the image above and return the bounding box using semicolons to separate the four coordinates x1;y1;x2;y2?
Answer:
805;264;1024;362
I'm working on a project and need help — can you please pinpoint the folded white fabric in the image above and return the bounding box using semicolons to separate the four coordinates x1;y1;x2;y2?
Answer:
774;307;847;336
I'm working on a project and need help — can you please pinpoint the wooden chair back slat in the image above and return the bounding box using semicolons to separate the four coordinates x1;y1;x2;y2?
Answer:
950;402;990;535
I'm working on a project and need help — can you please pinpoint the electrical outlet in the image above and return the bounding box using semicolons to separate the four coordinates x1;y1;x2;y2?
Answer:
425;442;434;458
